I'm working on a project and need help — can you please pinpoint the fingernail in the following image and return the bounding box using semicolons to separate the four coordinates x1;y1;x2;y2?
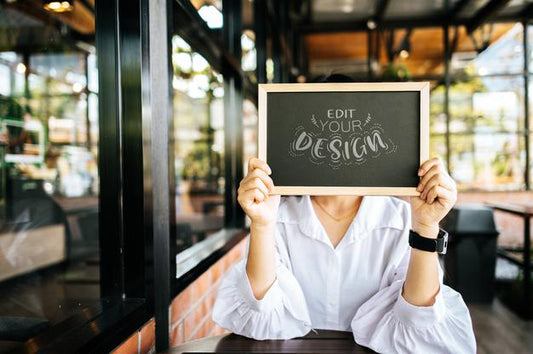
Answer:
267;167;272;175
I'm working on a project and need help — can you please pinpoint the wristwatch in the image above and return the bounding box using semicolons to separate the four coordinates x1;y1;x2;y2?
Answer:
409;228;449;255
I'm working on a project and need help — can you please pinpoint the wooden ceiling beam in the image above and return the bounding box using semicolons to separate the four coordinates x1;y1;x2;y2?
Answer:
375;0;390;23
521;3;533;18
466;0;511;33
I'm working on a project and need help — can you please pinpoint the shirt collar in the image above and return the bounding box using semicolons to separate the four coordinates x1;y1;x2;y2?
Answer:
277;195;406;243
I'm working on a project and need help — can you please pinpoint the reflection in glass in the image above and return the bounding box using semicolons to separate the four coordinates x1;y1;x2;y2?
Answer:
172;36;225;253
0;1;100;341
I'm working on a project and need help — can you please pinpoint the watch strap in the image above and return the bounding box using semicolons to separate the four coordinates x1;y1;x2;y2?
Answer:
409;229;448;254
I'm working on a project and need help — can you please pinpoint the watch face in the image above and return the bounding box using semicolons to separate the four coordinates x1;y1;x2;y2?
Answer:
440;233;448;255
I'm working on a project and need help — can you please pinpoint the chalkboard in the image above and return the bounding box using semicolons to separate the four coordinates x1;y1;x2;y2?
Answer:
258;82;429;196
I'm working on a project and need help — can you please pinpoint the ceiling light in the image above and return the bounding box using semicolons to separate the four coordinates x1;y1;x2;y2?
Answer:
16;63;26;74
399;49;409;59
341;4;353;13
367;19;377;30
72;82;83;93
198;5;223;29
43;0;73;13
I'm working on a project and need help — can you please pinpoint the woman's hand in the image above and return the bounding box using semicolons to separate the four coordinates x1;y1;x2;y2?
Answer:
410;157;457;238
238;158;280;227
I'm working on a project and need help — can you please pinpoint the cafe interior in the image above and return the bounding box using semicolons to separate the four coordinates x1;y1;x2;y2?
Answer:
0;0;532;352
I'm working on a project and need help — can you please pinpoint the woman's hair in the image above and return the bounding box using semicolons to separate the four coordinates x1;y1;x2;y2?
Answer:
309;73;354;83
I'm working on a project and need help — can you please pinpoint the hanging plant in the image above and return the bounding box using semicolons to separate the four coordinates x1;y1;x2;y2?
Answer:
381;63;411;82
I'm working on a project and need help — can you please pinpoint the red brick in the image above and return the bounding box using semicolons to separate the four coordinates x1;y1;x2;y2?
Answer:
170;322;184;347
171;285;192;324
202;316;216;337
206;288;217;310
192;270;212;301
112;332;138;354
139;318;155;354
183;304;202;341
191;315;211;340
210;261;223;283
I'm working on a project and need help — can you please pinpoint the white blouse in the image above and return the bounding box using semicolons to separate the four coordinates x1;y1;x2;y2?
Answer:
212;195;476;353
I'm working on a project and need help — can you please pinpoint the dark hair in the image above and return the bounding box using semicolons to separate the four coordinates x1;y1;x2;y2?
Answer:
309;73;354;83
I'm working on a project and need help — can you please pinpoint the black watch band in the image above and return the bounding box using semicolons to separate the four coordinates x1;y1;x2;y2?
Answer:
409;228;449;255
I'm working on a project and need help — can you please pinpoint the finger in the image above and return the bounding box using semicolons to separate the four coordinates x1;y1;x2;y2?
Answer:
248;157;272;175
426;185;456;205
418;157;443;177
435;185;456;204
240;177;269;199
243;185;269;202
417;164;441;192
420;175;440;200
251;188;265;203
238;186;266;206
425;185;438;204
420;173;454;199
247;169;274;191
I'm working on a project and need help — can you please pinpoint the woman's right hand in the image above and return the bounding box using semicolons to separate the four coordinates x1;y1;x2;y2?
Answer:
238;158;280;227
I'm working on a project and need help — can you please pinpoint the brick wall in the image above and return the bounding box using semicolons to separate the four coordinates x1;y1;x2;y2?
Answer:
111;239;246;353
169;239;246;346
457;191;533;247
111;318;155;354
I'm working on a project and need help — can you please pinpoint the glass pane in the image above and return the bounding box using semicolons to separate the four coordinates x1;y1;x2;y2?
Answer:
530;134;533;189
449;134;525;190
528;77;533;132
430;84;446;134
449;75;524;134
242;31;256;73
172;36;224;254
0;1;100;340
452;23;523;76
430;135;447;168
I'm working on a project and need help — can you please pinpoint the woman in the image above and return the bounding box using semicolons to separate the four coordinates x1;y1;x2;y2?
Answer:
212;156;476;354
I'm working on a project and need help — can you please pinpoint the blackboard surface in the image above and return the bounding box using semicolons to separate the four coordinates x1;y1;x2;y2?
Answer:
259;83;429;195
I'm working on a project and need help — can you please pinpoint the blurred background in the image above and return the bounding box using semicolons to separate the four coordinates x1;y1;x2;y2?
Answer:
0;0;532;353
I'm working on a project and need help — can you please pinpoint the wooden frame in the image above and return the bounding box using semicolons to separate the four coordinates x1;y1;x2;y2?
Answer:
258;82;430;196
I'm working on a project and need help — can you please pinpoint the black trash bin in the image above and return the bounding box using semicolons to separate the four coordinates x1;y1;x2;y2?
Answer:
441;204;500;303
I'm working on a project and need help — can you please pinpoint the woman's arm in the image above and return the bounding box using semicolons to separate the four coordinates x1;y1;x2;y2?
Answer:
237;158;280;300
404;157;457;306
213;158;312;340
246;222;277;300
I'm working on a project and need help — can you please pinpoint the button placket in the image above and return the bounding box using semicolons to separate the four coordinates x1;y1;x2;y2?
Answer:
326;251;341;327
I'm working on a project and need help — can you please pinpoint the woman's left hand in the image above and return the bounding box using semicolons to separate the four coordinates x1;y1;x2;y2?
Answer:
410;157;457;238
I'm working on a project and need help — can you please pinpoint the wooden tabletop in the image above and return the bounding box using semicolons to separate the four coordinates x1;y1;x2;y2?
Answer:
485;202;533;217
166;330;375;353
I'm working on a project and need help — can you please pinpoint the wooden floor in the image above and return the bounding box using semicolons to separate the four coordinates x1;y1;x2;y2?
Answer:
469;299;533;354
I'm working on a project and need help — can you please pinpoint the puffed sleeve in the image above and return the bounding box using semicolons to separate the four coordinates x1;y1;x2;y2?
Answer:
351;236;477;353
212;225;312;340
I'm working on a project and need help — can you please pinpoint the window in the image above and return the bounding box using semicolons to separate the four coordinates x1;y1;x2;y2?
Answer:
426;23;530;191
0;1;100;343
172;36;225;253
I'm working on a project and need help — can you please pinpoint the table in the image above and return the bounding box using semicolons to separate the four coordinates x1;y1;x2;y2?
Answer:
486;202;533;317
167;330;375;353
